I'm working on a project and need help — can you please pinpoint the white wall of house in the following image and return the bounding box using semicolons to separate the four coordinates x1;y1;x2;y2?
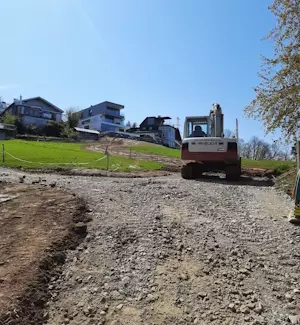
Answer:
159;125;176;148
78;114;125;132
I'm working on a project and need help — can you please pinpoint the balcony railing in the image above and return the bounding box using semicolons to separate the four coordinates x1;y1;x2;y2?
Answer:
105;109;125;119
0;123;16;131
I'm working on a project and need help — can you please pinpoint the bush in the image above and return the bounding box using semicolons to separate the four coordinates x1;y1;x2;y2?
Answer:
43;121;65;137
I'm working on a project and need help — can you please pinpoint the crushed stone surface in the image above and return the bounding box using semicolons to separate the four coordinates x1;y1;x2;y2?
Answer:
0;168;298;325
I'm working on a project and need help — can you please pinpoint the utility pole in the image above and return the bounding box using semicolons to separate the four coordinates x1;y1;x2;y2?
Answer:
176;117;180;129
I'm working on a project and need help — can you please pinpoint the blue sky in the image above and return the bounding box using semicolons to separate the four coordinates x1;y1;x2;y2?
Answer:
0;0;277;142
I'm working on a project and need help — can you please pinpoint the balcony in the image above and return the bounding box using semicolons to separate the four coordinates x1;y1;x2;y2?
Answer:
105;109;125;120
0;123;16;131
103;118;125;126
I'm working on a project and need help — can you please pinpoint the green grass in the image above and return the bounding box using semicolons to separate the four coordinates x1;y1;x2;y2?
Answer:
0;140;163;171
242;158;295;175
1;139;295;175
128;143;181;158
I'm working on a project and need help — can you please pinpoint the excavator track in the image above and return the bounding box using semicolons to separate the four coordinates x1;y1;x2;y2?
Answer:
181;162;203;179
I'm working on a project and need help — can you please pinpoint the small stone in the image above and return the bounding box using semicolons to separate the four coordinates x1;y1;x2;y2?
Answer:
198;292;207;298
49;181;56;188
240;269;250;275
73;222;87;235
240;305;250;314
285;293;294;302
146;294;156;302
179;273;189;281
100;311;106;315
228;303;236;312
116;304;124;310
288;315;300;324
254;302;263;314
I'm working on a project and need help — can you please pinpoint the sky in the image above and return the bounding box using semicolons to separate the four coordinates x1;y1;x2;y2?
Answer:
0;0;278;142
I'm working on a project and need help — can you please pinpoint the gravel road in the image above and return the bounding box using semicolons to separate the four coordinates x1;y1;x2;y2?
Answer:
1;168;299;325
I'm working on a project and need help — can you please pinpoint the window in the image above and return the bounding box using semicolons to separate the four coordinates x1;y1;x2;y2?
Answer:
147;118;154;125
42;112;52;119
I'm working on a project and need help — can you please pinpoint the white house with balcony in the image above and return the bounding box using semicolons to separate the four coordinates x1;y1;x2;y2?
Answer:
77;101;126;132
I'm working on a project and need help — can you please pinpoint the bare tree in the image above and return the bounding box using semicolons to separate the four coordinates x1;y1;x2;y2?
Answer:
224;129;235;138
244;136;271;160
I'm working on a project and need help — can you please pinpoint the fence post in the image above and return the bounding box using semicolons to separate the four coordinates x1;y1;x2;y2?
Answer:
2;144;4;165
106;152;109;170
297;141;300;171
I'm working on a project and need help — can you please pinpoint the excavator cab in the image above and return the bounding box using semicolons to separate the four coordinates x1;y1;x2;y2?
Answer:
184;116;210;138
183;103;225;139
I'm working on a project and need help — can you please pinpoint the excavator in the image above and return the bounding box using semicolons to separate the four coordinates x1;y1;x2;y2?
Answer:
181;103;241;181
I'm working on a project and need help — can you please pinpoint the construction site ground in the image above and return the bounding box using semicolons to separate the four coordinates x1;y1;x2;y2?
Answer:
1;168;299;325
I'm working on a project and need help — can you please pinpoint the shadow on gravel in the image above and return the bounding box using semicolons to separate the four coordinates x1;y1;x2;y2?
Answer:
195;175;274;187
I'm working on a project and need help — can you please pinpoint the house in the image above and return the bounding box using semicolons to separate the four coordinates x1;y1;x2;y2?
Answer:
0;96;63;127
74;127;99;141
0;97;8;114
128;116;182;148
77;101;126;132
0;123;16;140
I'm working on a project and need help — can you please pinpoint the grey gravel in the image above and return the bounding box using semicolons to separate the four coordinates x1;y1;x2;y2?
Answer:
0;168;298;325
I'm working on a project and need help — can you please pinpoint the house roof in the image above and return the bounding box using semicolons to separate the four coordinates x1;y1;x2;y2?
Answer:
74;127;100;135
1;96;63;115
103;101;124;109
147;116;171;120
22;97;63;113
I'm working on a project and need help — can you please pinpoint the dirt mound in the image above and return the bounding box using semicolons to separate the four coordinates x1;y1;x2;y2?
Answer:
275;167;298;196
0;183;90;325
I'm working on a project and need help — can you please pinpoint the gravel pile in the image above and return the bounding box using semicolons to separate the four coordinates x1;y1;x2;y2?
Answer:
0;168;298;325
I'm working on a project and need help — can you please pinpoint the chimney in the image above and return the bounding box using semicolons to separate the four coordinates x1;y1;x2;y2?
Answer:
20;95;22;105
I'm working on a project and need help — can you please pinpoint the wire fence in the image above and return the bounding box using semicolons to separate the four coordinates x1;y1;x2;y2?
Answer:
1;143;113;170
0;136;179;172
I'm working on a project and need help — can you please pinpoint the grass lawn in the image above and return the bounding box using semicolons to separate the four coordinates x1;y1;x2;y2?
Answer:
128;143;181;158
242;158;295;175
0;140;163;171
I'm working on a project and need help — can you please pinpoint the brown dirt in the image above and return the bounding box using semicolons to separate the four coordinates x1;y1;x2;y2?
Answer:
0;182;89;325
13;167;175;178
275;167;298;196
87;137;183;172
